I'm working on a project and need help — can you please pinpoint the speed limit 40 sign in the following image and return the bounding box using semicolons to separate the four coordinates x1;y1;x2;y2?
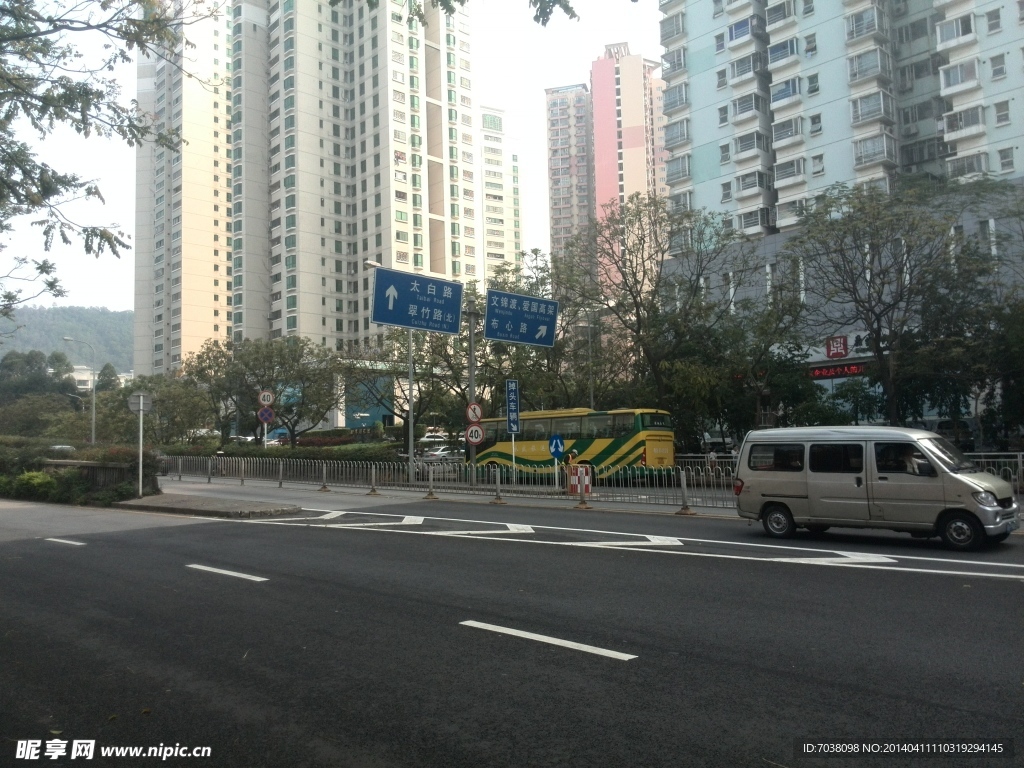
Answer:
258;390;275;406
465;423;485;446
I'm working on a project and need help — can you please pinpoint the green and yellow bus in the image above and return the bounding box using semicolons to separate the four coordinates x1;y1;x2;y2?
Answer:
475;408;675;477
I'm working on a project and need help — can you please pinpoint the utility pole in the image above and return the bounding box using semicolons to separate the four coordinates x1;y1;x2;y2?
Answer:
466;297;480;473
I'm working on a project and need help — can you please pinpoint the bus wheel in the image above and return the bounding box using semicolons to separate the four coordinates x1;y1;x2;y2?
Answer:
762;504;795;538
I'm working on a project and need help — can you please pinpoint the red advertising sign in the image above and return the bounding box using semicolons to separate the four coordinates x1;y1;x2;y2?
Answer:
810;362;868;380
825;335;849;359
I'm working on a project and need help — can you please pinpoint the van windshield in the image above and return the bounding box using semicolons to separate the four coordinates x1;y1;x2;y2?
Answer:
921;437;976;472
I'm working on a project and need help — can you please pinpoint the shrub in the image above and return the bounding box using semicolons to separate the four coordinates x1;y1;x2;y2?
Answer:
12;471;58;501
50;468;92;505
90;481;139;507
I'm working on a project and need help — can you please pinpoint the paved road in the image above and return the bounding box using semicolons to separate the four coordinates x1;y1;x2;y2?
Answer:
1;490;1021;767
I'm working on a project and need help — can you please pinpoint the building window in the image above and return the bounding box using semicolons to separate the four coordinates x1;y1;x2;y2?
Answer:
986;9;1001;33
810;113;822;134
716;69;727;89
999;147;1014;171
991;54;1006;79
995;101;1010;125
806;73;819;95
720;143;731;164
721;183;732;203
811;155;824;175
715;33;725;53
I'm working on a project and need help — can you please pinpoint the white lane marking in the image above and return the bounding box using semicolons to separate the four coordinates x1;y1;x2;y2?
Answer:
44;538;86;546
424;524;535;536
460;620;637;661
326;515;424;528
771;552;897;565
646;535;683;545
318;510;347;519
186;564;269;582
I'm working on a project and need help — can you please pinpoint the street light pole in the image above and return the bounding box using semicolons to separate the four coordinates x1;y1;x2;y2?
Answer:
63;336;96;445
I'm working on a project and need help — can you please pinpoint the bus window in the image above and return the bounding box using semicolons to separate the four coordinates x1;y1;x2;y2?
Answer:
641;413;673;430
551;417;581;439
484;423;497;442
584;414;612;438
611;414;634;436
523;419;550;442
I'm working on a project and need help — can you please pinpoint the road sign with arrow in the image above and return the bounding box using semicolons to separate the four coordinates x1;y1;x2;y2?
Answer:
483;289;559;348
369;265;464;335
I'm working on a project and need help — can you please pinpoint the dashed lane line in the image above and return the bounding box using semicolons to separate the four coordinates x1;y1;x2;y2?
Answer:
44;538;86;546
460;620;637;661
186;564;269;582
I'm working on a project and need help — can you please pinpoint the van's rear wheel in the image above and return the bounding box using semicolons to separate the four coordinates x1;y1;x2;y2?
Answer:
939;511;984;551
762;504;795;538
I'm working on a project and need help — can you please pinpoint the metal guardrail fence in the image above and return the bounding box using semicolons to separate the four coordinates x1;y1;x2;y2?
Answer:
159;452;1023;510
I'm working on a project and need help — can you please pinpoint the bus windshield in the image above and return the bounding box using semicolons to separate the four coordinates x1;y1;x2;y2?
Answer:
641;413;673;430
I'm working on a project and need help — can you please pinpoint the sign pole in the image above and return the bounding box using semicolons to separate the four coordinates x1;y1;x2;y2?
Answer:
467;297;478;482
408;328;415;487
138;394;144;499
511;434;515;481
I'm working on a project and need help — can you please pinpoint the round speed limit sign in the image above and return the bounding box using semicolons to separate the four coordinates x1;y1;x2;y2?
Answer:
465;423;485;446
258;390;275;406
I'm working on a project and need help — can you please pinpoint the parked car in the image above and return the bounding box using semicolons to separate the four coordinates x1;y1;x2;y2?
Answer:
421;446;463;463
734;426;1019;550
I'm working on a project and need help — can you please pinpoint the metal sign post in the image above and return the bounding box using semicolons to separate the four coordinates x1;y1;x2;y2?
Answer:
368;266;464;487
128;391;153;499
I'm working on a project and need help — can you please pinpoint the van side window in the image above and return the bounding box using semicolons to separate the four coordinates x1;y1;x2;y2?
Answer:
748;443;804;471
875;442;932;476
809;444;864;473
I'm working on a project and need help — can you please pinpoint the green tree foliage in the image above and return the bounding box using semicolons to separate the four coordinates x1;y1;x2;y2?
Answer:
0;348;77;400
180;340;238;444
1;0;211;321
95;362;121;392
0;393;74;437
0;306;134;371
359;0;610;26
786;180;1007;426
229;338;347;447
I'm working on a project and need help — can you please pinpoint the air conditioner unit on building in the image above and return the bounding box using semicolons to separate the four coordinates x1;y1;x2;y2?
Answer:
901;125;919;137
893;2;907;17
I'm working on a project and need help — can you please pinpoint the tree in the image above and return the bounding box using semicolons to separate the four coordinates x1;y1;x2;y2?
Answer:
0;348;77;401
232;338;346;447
0;393;74;437
360;0;617;26
786;181;1004;425
560;193;758;420
94;362;121;392
180;340;238;445
1;0;211;321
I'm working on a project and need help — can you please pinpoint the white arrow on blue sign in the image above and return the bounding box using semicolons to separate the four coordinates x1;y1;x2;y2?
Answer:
506;379;520;435
484;289;558;348
369;266;464;335
548;434;564;459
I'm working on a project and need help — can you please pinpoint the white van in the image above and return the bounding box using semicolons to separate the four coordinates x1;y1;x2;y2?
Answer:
734;427;1019;550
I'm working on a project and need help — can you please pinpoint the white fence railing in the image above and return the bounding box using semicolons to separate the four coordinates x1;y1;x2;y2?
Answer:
159;452;1023;511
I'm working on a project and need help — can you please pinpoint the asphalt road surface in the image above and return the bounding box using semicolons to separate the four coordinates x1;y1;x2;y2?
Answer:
1;488;1021;767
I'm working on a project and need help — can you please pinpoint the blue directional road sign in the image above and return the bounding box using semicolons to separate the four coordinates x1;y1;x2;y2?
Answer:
483;289;558;348
548;434;564;460
506;379;520;435
370;266;464;335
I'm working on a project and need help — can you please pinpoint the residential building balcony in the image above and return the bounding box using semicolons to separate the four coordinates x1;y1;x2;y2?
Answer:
946;151;988;179
660;12;685;44
853;133;897;169
848;49;892;86
943;105;985;143
939;59;980;97
773;157;806;189
845;8;888;46
734;170;772;200
737;205;773;234
765;0;797;33
664;120;691;150
850;90;895;126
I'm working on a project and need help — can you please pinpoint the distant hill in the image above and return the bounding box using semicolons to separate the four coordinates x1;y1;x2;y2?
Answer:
1;306;134;373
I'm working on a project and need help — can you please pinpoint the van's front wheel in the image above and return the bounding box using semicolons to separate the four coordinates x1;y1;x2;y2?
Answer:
939;511;985;551
762;504;796;538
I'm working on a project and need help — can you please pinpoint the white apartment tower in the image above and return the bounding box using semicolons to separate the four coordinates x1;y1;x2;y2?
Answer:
477;106;523;282
658;0;1024;235
136;0;506;373
134;9;234;374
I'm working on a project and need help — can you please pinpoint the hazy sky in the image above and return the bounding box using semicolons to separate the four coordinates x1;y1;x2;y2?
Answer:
6;0;661;313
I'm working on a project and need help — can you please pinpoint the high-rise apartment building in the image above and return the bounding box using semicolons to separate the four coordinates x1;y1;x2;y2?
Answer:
545;83;593;257
135;0;522;375
477;106;523;281
659;0;1024;236
590;43;667;213
546;44;667;256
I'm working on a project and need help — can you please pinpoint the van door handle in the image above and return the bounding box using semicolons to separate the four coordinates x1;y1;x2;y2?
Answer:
877;476;889;481
855;477;863;488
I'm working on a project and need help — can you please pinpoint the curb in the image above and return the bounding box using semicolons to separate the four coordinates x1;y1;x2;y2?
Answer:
115;501;301;519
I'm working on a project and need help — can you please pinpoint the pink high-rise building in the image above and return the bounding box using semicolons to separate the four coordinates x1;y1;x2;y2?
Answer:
546;44;666;256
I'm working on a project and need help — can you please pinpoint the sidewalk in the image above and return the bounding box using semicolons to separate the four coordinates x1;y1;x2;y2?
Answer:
145;475;742;520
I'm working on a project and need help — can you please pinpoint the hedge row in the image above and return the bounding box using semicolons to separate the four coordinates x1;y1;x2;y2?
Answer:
0;470;140;506
159;441;401;462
